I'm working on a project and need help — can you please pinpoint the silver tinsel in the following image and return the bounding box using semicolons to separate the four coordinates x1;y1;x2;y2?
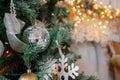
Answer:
23;23;50;53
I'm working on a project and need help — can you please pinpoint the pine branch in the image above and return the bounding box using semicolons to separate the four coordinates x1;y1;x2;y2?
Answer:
22;46;39;68
15;1;37;21
35;55;57;80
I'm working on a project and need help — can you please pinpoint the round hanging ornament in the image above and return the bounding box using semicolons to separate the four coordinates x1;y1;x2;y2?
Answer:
23;22;50;53
19;69;38;80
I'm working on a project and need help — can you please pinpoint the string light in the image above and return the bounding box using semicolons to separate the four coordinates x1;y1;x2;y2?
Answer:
4;50;12;57
93;4;98;10
116;9;120;16
81;17;84;20
102;31;105;33
109;16;113;19
100;2;103;5
87;18;90;22
64;0;120;43
51;13;55;16
103;26;106;29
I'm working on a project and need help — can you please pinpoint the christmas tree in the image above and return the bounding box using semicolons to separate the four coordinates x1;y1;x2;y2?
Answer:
0;0;101;80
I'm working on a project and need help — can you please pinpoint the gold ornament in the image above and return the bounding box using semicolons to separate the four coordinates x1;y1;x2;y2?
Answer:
19;69;38;80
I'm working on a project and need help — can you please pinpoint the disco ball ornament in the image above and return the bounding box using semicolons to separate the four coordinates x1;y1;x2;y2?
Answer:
23;23;50;53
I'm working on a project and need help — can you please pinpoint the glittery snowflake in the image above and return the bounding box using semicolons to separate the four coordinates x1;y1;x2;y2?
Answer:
56;41;79;80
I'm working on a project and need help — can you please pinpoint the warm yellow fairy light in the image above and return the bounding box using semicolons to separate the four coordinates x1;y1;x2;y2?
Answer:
92;0;96;3
81;17;84;20
94;24;96;27
105;8;110;12
93;4;98;10
93;13;97;16
77;5;80;8
100;26;103;29
81;4;84;7
77;0;81;4
106;21;109;24
87;18;90;22
103;26;106;29
104;5;107;9
79;12;82;15
43;0;47;4
101;12;104;15
77;10;80;13
108;5;112;8
98;22;102;25
72;7;76;11
66;10;69;13
100;2;103;5
101;15;105;18
87;10;92;15
51;13;55;16
76;16;79;19
67;0;74;6
102;30;105;33
83;13;87;18
109;16;113;19
74;23;77;27
77;21;81;23
116;9;120;16
92;18;95;21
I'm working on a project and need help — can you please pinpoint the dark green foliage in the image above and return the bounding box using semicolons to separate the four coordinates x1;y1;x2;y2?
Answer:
15;0;37;21
22;46;39;68
0;0;9;42
50;6;69;24
0;51;26;77
44;22;73;55
0;16;7;42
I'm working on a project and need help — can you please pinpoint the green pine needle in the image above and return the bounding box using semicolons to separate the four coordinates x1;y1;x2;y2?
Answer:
22;46;38;68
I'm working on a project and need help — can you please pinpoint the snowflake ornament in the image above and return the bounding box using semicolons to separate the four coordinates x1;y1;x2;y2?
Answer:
56;41;79;80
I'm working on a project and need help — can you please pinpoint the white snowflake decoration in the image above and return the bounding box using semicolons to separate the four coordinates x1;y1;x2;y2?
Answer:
56;41;79;80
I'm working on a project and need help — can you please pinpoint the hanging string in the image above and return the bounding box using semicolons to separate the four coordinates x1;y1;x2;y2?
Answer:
56;40;63;57
10;0;16;16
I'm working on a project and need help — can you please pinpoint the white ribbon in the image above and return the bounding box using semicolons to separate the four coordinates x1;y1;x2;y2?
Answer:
4;13;20;34
6;31;27;53
4;13;27;53
0;40;4;57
